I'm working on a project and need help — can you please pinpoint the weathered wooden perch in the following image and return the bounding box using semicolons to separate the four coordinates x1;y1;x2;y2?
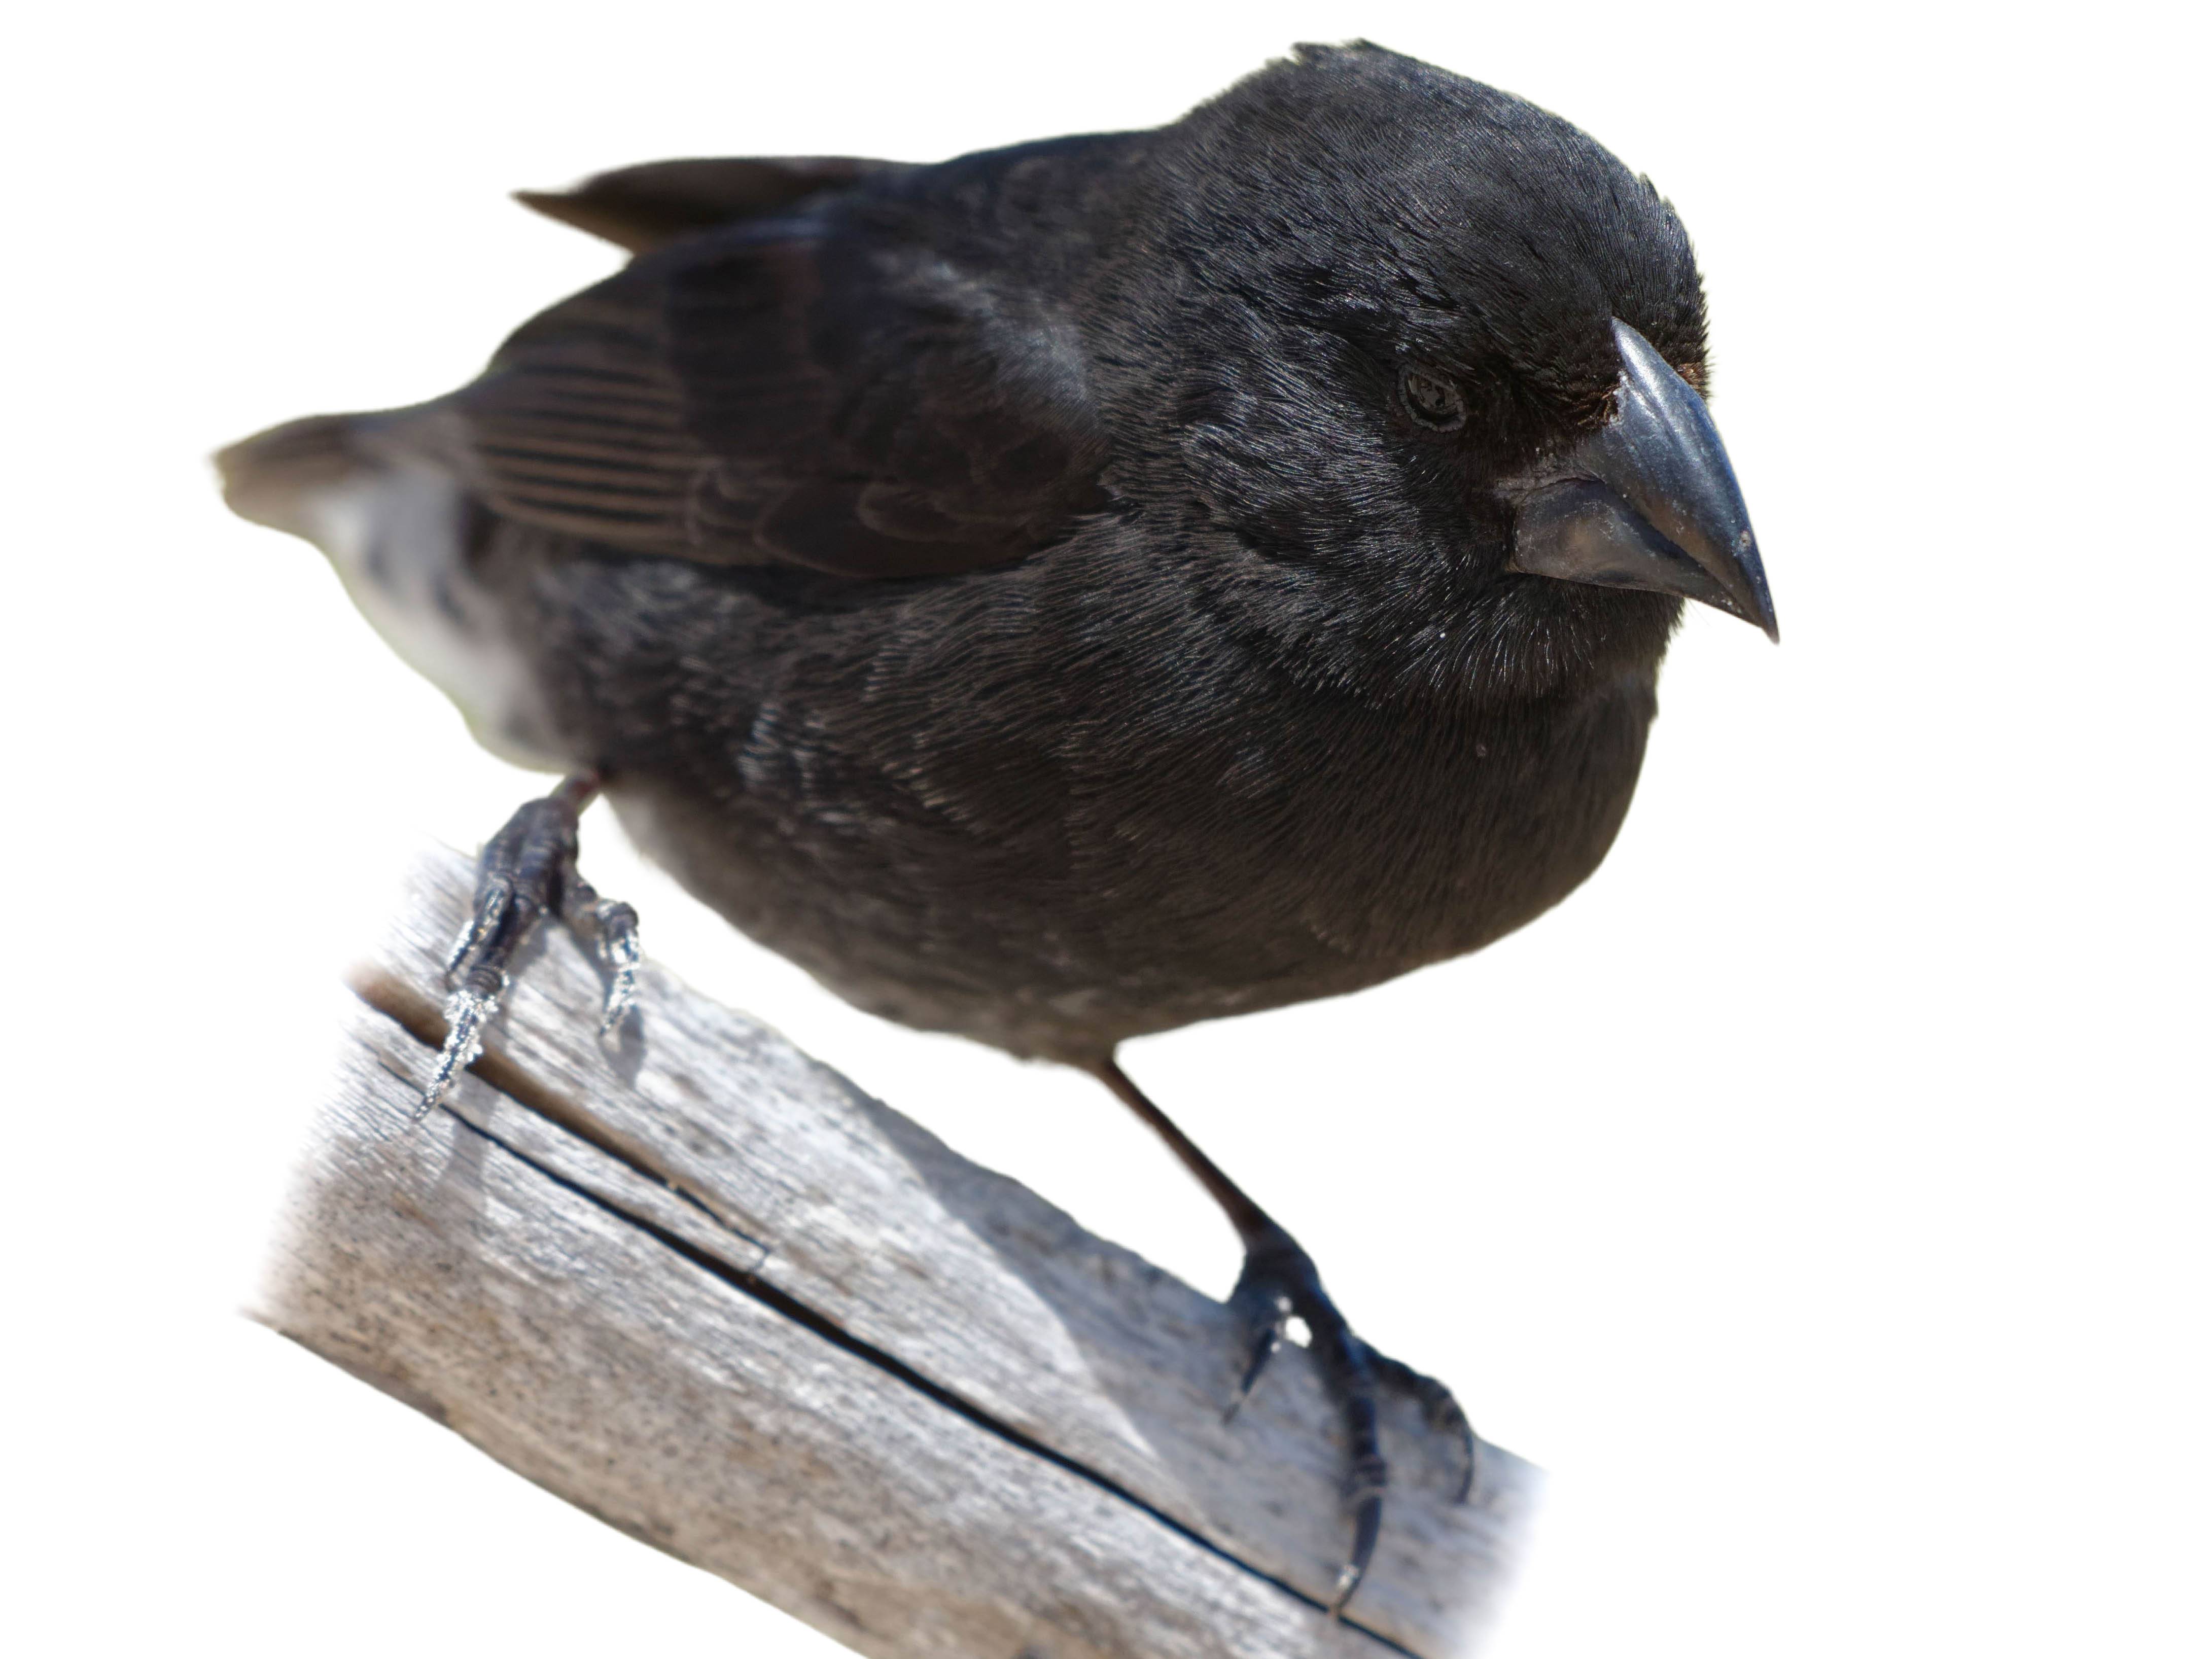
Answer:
255;850;1537;1658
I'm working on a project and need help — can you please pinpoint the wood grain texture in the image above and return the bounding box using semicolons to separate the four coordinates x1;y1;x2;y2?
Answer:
255;850;1537;1657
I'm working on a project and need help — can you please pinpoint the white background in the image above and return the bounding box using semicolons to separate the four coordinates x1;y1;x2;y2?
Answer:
4;2;2204;1653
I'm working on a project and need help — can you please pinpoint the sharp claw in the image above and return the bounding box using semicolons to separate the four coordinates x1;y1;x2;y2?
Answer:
1224;1263;1295;1422
593;898;641;1037
1330;1469;1386;1617
418;980;501;1119
1223;1315;1283;1425
600;982;635;1038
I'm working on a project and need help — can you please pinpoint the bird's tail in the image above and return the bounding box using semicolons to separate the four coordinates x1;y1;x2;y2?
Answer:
215;412;370;543
214;404;560;769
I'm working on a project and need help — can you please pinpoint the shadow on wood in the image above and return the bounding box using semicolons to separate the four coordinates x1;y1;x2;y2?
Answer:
255;849;1538;1657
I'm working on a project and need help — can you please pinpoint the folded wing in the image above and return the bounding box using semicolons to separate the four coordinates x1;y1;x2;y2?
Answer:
227;158;1114;583
411;175;1116;577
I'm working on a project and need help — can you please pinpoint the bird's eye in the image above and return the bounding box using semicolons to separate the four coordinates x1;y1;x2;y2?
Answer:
1398;365;1467;432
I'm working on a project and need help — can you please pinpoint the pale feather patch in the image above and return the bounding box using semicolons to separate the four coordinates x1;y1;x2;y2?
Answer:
303;464;564;769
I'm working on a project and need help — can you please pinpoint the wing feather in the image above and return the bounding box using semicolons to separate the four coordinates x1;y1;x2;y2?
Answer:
398;198;1109;577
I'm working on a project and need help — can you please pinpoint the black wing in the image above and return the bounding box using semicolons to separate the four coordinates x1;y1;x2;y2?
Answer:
388;182;1112;579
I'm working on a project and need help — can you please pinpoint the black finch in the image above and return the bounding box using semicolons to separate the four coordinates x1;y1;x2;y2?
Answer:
222;42;1775;1606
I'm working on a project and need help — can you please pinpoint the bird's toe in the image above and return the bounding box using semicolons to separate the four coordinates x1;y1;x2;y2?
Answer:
1223;1220;1472;1612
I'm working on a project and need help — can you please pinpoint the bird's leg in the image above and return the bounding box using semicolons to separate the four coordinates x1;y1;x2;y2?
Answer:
419;771;638;1118
1089;1054;1477;1614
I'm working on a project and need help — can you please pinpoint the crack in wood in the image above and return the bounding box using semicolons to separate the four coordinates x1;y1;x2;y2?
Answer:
257;851;1527;1657
345;971;1423;1654
349;966;754;1243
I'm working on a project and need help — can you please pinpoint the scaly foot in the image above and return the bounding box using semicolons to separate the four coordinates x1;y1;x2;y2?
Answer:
1226;1220;1479;1613
419;773;639;1117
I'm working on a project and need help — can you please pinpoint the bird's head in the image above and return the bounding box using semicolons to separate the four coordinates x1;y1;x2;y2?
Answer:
1109;43;1774;703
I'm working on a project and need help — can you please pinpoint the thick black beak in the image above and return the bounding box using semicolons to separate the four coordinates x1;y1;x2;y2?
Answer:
1506;319;1777;640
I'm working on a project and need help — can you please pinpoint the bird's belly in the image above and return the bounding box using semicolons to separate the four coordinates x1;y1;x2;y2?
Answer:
1061;674;1660;1028
606;668;1658;1060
